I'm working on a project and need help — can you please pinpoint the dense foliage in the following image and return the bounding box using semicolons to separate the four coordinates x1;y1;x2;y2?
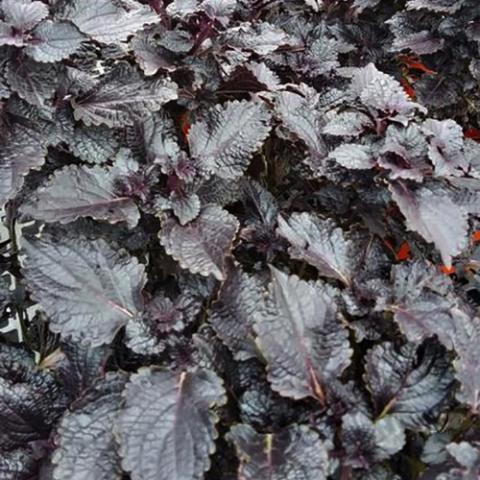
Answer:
1;0;480;478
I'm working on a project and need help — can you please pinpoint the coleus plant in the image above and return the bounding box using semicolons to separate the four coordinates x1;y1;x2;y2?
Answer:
1;0;480;478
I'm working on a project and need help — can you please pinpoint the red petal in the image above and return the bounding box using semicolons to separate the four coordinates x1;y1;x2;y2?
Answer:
396;242;411;261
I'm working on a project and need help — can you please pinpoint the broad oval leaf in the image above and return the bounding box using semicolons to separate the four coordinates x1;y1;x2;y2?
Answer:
22;235;146;346
228;424;331;480
254;267;352;402
117;368;226;480
189;100;271;179
52;373;127;480
277;212;356;286
20;164;140;228
159;205;239;281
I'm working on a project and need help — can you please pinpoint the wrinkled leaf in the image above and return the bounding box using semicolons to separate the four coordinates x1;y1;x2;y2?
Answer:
117;368;226;480
22;235;146;346
159;205;239;281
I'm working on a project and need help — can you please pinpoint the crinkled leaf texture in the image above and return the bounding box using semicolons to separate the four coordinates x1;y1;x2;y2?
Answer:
189;100;271;179
22;235;146;346
275;88;327;166
159;205;239;281
52;372;127;480
72;78;178;127
228;423;330;480
390;182;468;268
25;21;86;63
449;312;480;413
329;143;376;170
0;131;46;207
21;163;140;228
388;260;457;346
2;0;48;30
341;412;405;468
0;343;65;451
66;0;159;44
254;267;352;403
364;342;454;428
277;212;356;286
210;264;264;360
117;368;226;480
351;63;425;117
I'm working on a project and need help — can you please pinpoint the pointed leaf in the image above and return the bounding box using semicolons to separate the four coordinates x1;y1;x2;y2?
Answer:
21;163;140;228
390;182;468;267
450;314;480;413
275;88;327;162
422;119;468;177
22;235;146;346
389;260;457;346
52;373;127;480
159;205;239;281
228;424;330;480
406;0;464;13
210;265;264;360
72;78;178;128
0;344;65;450
189;100;271;179
254;267;352;402
351;63;425;116
117;368;226;480
277;212;356;286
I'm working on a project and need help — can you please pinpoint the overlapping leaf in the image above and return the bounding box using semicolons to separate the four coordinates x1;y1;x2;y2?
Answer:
65;0;159;44
364;342;454;428
390;182;468;267
228;424;330;480
117;368;226;480
21;163;140;228
210;264;263;360
159;205;239;281
254;267;351;402
189;100;271;179
25;21;85;63
52;373;127;480
22;235;146;346
277;212;356;286
72;78;178;128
